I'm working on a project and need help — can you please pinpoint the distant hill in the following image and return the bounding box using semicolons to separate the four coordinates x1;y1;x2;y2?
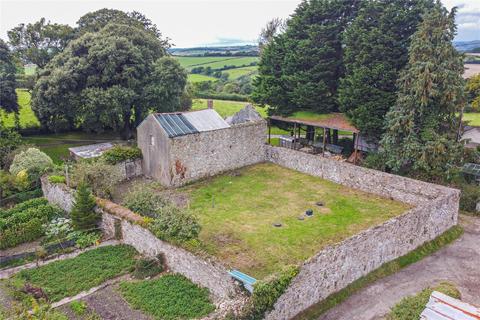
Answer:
169;45;259;57
454;40;480;52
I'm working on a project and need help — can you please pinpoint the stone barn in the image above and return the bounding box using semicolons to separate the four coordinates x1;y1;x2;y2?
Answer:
137;107;266;187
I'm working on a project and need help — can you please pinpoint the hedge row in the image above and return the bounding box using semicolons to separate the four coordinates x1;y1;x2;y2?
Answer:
0;198;64;249
194;91;249;102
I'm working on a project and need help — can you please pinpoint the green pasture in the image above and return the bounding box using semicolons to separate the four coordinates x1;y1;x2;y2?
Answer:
187;73;218;83
182;163;409;278
224;66;258;79
176;56;258;71
1;89;40;129
463;113;480;126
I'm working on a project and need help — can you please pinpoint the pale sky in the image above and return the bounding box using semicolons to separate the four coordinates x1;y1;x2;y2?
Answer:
0;0;478;48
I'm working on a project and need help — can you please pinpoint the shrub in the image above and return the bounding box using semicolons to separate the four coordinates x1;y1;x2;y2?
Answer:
10;188;43;204
43;217;73;243
0;128;22;170
68;231;101;249
72;161;122;198
101;145;142;165
386;282;460;320
0;197;48;219
133;255;164;279
48;175;66;184
149;205;201;242
9;148;53;182
69;301;87;316
71;183;99;231
122;184;169;217
459;183;480;214
240;265;299;320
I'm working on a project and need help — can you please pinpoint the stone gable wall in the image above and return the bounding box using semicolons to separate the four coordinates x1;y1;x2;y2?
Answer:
264;146;459;319
167;120;266;187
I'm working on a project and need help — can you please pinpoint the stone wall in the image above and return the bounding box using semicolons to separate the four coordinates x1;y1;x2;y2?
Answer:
168;121;266;187
114;159;143;180
101;212;239;299
41;176;75;212
264;146;460;319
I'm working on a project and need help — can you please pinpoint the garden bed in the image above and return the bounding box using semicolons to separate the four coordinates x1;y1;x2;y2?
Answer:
181;163;410;279
7;245;137;302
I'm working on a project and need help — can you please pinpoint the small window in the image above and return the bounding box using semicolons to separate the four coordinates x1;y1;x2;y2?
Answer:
150;135;155;146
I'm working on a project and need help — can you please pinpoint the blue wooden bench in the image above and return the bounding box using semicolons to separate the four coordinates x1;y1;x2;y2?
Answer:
228;269;257;293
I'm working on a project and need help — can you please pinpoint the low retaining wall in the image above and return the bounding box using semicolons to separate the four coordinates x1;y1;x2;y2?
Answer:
114;159;143;180
41;179;239;301
264;146;460;319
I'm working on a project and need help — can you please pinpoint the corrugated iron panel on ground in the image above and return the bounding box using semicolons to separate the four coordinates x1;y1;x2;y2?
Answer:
154;113;198;138
421;291;480;320
182;109;230;132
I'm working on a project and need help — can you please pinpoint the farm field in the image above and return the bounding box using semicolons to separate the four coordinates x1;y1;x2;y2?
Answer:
182;163;409;278
176;56;258;71
187;73;217;83
224;66;258;79
0;89;39;129
463;112;480;126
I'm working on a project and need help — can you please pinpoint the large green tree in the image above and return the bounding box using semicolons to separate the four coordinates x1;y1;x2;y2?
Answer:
76;9;165;41
252;0;360;115
32;23;184;138
381;2;465;181
7;18;74;68
339;0;434;140
0;39;18;114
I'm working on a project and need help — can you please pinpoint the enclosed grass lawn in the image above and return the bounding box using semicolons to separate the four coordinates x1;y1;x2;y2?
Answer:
182;163;409;278
187;73;218;83
11;245;137;302
120;274;215;320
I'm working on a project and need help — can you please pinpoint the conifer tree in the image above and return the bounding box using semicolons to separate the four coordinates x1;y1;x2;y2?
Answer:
71;182;98;231
381;1;465;181
252;0;360;115
339;0;434;140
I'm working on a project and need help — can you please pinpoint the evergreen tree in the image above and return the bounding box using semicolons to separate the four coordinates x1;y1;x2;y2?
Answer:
252;0;360;115
71;183;98;231
339;0;434;140
381;2;465;181
0;39;19;113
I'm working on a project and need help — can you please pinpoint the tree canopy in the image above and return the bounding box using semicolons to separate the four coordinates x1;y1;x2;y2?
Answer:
0;39;19;113
7;18;74;68
252;0;360;115
31;23;185;138
466;73;480;112
381;2;465;181
339;0;434;140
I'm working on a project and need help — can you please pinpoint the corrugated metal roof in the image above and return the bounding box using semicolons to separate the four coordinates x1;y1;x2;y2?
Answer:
183;109;230;132
154;109;230;138
154;113;199;138
421;291;480;320
68;143;114;159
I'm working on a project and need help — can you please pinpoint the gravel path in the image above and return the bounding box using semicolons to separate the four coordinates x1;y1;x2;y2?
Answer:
318;215;480;320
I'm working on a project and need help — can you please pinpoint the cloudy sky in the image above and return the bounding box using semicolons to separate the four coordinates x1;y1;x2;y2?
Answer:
0;0;478;48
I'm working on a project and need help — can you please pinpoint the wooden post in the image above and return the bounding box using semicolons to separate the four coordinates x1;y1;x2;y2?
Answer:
322;127;326;156
268;119;271;145
293;123;297;149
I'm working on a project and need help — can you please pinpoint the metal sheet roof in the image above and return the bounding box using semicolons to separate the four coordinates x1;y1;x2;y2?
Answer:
68;143;114;159
269;113;359;133
183;109;230;132
421;291;480;319
154;109;230;138
154;113;199;138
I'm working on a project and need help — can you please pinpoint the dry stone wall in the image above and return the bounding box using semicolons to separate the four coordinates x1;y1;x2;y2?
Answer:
264;146;460;319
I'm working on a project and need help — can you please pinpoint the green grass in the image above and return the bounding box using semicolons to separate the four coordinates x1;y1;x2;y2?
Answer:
224;66;258;79
0;89;40;129
182;163;409;278
119;274;215;320
386;282;460;320
23;132;121;164
293;225;464;320
463;112;480;126
187;73;218;83
191;98;267;118
11;245;137;302
176;56;258;71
